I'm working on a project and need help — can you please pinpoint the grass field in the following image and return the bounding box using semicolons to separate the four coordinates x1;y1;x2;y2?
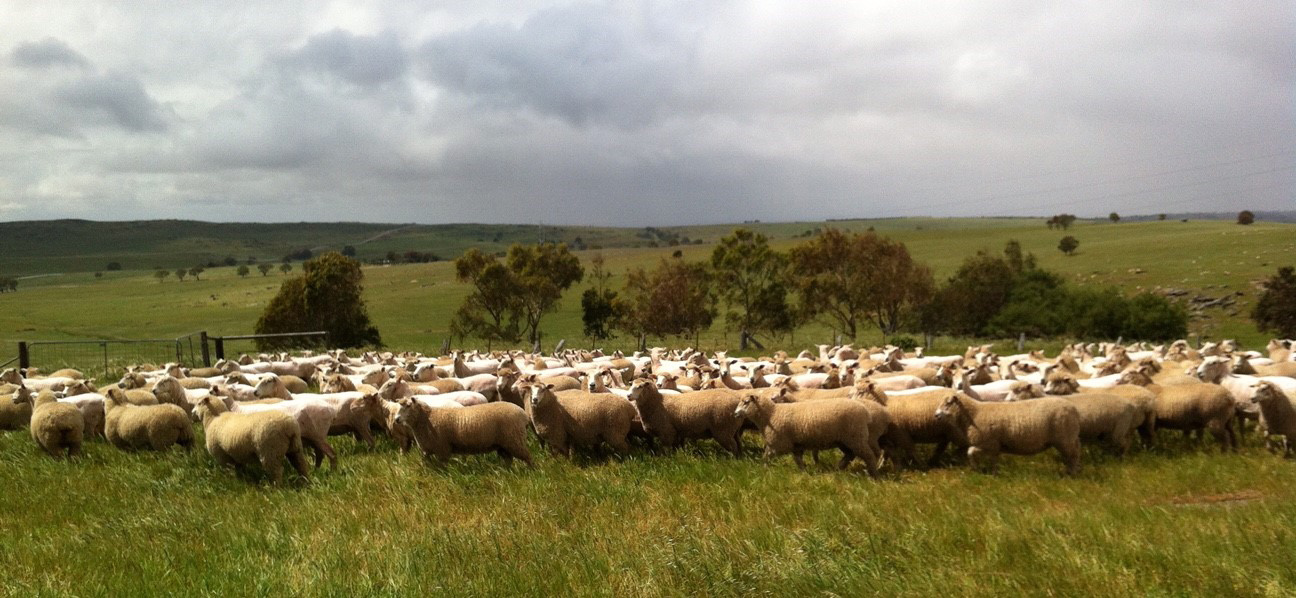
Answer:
1;424;1294;595
3;218;1296;595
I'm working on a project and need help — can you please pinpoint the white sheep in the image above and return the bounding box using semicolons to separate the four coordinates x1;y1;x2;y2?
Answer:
934;394;1081;475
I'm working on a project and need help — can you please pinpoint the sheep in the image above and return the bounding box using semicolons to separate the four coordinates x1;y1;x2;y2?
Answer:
54;393;106;439
0;369;75;393
102;388;194;451
933;393;1081;475
393;397;533;467
1121;371;1237;450
527;384;637;457
192;396;310;484
625;379;746;456
0;385;34;430
1010;385;1136;455
227;399;338;470
16;390;84;458
733;391;878;476
1250;381;1296;457
868;387;968;467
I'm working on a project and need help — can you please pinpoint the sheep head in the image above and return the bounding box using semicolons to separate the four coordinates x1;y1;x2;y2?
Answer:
1045;374;1079;395
8;386;32;404
1250;381;1283;405
933;395;967;423
529;384;557;409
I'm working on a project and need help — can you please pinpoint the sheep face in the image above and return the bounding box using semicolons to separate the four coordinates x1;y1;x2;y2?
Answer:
528;384;556;409
0;369;20;385
933;396;963;423
1250;382;1283;405
9;386;32;404
733;395;758;420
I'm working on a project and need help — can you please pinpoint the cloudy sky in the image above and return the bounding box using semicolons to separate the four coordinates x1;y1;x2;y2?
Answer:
0;1;1291;225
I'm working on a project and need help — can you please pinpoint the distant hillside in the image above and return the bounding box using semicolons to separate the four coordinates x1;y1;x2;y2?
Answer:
1120;210;1296;223
0;217;1033;276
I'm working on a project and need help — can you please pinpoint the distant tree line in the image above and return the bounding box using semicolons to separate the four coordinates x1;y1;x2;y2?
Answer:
449;227;1190;350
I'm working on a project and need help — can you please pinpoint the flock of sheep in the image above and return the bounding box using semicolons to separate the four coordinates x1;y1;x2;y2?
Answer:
2;337;1295;483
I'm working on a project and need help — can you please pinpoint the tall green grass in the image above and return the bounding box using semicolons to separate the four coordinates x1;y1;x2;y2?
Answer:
0;428;1292;596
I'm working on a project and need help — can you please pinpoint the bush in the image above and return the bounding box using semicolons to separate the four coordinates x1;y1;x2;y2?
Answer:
1252;266;1296;338
254;252;382;349
106;262;122;271
889;336;919;351
1238;210;1255;225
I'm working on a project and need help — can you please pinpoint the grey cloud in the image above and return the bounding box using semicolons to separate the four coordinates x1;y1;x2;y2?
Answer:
53;71;169;132
286;29;409;87
10;37;91;69
419;3;697;128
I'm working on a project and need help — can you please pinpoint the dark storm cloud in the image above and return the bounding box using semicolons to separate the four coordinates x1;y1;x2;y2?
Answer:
10;37;91;69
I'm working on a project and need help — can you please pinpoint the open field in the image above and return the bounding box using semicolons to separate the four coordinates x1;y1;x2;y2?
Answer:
2;218;1293;365
2;421;1295;595
2;218;1296;595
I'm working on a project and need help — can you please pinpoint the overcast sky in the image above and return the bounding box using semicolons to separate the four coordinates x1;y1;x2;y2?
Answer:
1;1;1291;225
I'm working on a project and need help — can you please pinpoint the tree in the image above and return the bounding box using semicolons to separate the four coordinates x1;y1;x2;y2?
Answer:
710;229;793;347
617;257;714;342
155;270;169;283
1238;210;1255;225
189;266;204;280
175;268;187;282
450;249;523;348
106;262;122;271
341;245;357;257
1046;214;1077;230
237;265;250;278
1058;236;1079;256
580;254;619;343
280;263;292;275
223;256;238;267
0;277;18;292
506;243;584;344
787;228;933;340
258;263;273;276
1158;213;1167;221
1109;212;1120;223
254;252;381;349
1252;266;1296;338
925;249;1017;336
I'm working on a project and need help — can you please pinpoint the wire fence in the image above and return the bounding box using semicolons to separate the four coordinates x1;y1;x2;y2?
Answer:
13;330;324;381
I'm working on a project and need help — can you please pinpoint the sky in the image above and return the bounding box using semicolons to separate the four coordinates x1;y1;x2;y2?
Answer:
0;1;1291;226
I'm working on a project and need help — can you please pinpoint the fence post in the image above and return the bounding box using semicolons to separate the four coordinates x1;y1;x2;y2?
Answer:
101;342;109;378
214;337;225;361
200;331;211;367
18;341;28;371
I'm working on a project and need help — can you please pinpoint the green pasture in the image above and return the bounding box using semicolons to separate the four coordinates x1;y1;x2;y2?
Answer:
2;218;1291;366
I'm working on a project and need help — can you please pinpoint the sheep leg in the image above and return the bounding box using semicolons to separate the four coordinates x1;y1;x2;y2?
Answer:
261;453;284;485
288;448;311;481
927;441;950;468
792;450;807;470
716;432;741;458
836;447;854;471
966;446;984;473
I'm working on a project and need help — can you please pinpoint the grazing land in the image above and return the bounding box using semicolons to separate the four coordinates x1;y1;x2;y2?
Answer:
2;218;1292;361
1;218;1295;595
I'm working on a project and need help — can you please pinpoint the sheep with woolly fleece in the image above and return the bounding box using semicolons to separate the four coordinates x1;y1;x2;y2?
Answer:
192;396;310;484
1196;356;1296;433
855;386;966;468
1118;369;1236;449
102;388;194;451
379;396;466;452
527;384;637;457
1008;384;1136;455
253;375;385;447
1249;380;1296;457
625;380;746;456
1233;355;1296;378
226;398;338;470
0;386;34;430
733;391;878;475
1054;372;1159;444
934;393;1081;475
0;369;76;393
377;379;486;406
16;390;84;458
393;397;533;467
